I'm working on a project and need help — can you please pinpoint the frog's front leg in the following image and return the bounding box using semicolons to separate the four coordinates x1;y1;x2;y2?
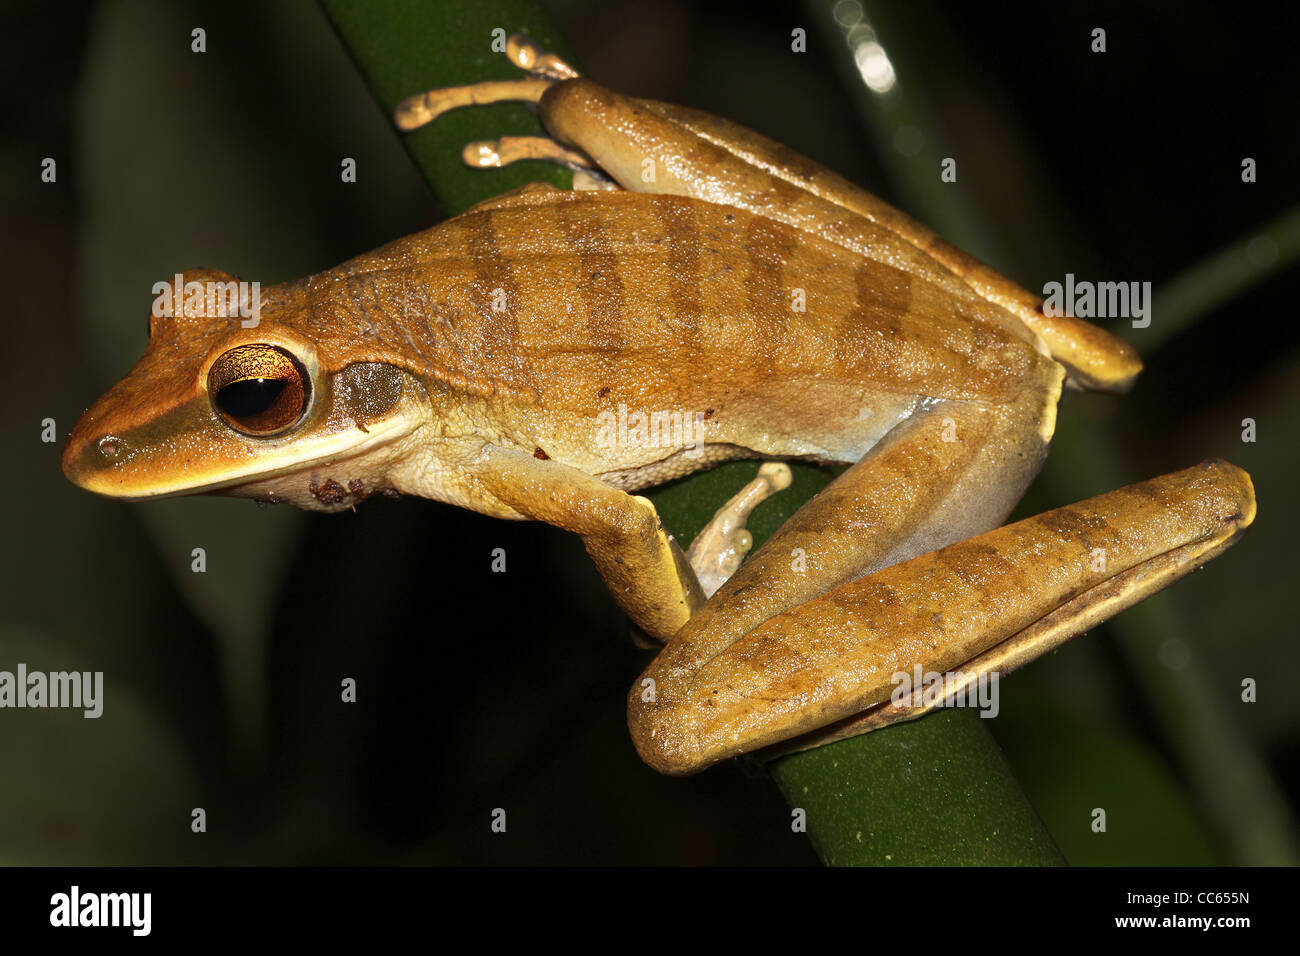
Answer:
469;445;705;641
473;445;804;642
629;459;1255;775
394;35;578;131
393;35;615;191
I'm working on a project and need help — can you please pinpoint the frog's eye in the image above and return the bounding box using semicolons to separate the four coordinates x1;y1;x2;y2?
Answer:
207;344;311;436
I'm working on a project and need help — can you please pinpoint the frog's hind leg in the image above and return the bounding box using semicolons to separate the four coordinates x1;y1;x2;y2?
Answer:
624;385;1054;771
630;459;1255;775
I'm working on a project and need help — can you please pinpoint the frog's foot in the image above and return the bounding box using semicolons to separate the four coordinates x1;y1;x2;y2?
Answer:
462;136;616;190
394;77;553;131
462;136;588;169
686;463;793;598
500;33;580;81
395;35;578;130
395;34;609;187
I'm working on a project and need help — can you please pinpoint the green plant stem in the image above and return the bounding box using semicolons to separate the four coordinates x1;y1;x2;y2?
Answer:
322;0;1063;865
770;711;1063;865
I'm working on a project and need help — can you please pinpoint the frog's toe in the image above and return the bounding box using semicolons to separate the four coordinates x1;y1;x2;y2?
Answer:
686;462;793;598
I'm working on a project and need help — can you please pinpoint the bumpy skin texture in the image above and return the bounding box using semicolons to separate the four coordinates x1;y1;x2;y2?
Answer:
63;76;1252;776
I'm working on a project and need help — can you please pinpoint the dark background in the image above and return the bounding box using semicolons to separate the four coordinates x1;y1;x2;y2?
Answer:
2;0;1296;864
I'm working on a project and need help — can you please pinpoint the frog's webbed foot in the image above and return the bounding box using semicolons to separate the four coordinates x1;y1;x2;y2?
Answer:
395;34;613;189
686;462;793;598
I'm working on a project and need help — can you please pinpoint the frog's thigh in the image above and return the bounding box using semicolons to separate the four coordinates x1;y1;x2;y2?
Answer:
630;459;1254;775
625;389;1052;770
666;384;1058;687
473;446;704;641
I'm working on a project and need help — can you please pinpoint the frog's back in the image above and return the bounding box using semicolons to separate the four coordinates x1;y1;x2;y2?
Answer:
303;185;1055;466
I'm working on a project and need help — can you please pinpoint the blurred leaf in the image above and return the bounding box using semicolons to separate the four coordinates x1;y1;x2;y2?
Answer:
1146;205;1300;351
993;667;1221;865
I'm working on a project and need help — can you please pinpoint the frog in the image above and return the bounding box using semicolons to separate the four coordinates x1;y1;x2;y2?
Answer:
62;35;1255;775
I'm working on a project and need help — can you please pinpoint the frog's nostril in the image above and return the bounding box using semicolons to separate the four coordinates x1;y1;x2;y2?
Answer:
97;436;122;458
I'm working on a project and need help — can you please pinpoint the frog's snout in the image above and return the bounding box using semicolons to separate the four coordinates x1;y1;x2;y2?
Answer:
61;412;126;497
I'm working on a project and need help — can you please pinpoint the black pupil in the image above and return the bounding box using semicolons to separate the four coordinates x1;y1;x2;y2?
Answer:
217;378;286;418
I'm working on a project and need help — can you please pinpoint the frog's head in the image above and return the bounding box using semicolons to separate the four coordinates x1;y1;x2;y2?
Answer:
63;269;429;511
